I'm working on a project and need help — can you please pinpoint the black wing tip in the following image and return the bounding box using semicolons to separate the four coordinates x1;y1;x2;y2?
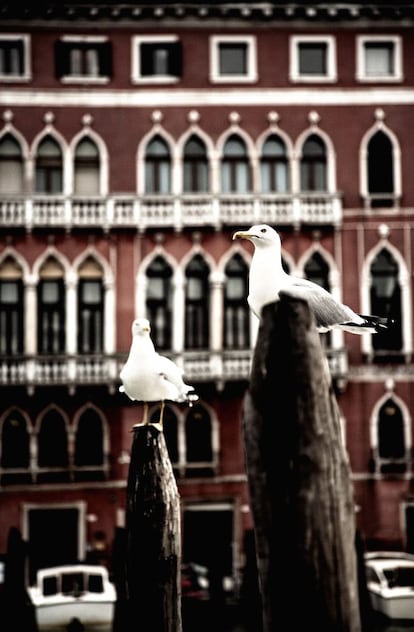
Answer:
359;314;395;332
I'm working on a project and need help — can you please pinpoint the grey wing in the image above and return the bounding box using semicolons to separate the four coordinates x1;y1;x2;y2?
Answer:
280;278;359;329
155;353;185;389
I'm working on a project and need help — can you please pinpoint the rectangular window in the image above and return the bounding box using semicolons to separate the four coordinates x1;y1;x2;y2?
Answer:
55;37;112;83
210;35;257;83
290;36;336;83
132;36;182;83
356;36;402;82
0;35;31;81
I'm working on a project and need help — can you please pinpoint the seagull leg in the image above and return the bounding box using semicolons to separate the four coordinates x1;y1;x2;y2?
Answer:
159;401;165;428
142;402;149;425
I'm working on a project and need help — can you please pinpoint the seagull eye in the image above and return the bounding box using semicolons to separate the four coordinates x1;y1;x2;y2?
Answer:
260;228;267;233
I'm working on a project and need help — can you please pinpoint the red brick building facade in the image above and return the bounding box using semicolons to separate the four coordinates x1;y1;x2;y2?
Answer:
0;1;413;589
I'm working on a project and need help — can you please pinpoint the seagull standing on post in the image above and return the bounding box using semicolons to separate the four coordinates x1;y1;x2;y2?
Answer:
119;318;198;429
232;224;391;334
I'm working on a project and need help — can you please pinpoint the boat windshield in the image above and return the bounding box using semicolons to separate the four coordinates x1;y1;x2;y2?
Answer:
384;567;414;588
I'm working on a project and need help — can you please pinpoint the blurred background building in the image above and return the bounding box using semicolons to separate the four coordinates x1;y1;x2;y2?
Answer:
0;0;413;595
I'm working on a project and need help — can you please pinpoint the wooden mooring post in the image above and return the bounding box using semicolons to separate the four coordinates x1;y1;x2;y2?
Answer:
243;297;361;632
125;424;182;632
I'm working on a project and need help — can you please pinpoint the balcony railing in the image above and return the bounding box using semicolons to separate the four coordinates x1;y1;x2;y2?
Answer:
0;347;347;389
0;192;342;230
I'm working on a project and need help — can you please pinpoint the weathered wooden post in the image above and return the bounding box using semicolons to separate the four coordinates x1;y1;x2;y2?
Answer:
125;424;182;632
243;297;361;631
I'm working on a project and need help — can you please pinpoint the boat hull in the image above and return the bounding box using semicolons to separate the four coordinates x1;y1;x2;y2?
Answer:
34;600;115;630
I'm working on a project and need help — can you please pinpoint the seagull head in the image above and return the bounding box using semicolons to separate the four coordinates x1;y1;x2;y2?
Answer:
132;318;151;336
232;224;281;249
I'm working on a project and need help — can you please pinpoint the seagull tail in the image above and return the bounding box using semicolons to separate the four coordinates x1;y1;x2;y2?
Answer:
341;314;394;334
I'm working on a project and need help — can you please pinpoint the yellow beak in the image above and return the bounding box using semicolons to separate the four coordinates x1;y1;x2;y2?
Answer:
232;230;253;241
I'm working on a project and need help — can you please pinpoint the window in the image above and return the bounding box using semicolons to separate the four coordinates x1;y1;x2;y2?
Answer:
300;135;327;192
145;136;171;194
224;254;250;349
210;36;257;83
37;271;65;355
35;136;63;194
183;136;209;193
366;131;395;208
0;134;24;194
74;408;105;481
146;256;172;350
260;135;289;193
185;254;209;350
0;410;30;485
55;37;112;82
0;35;30;81
132;35;181;83
376;398;406;474
357;36;402;82
37;409;69;482
77;258;104;354
221;135;251;193
370;249;402;354
185;404;214;477
0;256;24;355
74;138;100;195
290;36;336;83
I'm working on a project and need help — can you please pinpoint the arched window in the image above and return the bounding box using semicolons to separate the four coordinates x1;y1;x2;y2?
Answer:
0;256;24;354
367;131;394;208
1;410;29;467
185;254;209;349
0;134;23;194
185;404;213;477
260;135;288;193
37;258;65;354
224;254;250;349
370;248;402;353
146;255;172;350
38;409;69;482
300;134;327;192
35;136;63;194
221;134;251;193
74;138;100;195
77;257;104;354
145;135;171;194
74;408;105;480
183;135;209;193
376;398;407;474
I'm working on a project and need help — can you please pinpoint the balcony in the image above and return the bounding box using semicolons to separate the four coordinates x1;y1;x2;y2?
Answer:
0;346;348;390
0;192;342;231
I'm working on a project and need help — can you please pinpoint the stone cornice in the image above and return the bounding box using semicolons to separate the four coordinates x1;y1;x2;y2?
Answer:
1;2;414;25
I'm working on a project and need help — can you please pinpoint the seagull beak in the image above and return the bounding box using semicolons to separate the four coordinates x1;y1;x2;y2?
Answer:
233;230;253;241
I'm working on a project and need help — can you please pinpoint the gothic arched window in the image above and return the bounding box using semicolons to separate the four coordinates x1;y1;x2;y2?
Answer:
35;136;63;194
146;255;173;350
74;137;100;195
221;135;251;193
300;134;327;192
0;134;23;194
260;135;288;193
145;136;171;194
185;254;209;349
224;254;250;349
183;135;209;193
370;248;402;353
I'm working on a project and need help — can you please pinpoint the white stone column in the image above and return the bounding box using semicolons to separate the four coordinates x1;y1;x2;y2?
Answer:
209;270;225;351
66;271;77;354
25;275;37;354
172;270;185;353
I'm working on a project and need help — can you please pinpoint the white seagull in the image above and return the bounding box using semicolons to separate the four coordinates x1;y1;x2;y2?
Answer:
233;224;391;334
119;318;198;429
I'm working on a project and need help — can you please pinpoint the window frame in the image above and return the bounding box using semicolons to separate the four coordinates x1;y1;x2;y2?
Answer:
210;35;257;84
290;35;337;83
131;35;181;84
56;35;111;84
356;35;402;83
0;34;31;82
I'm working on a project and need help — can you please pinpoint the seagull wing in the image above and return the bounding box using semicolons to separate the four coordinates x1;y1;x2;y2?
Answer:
280;277;361;330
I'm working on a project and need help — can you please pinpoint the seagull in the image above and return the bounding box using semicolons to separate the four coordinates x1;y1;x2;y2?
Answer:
119;318;198;429
232;224;391;334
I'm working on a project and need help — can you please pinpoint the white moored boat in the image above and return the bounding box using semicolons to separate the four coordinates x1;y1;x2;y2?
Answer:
365;551;414;621
28;564;116;630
